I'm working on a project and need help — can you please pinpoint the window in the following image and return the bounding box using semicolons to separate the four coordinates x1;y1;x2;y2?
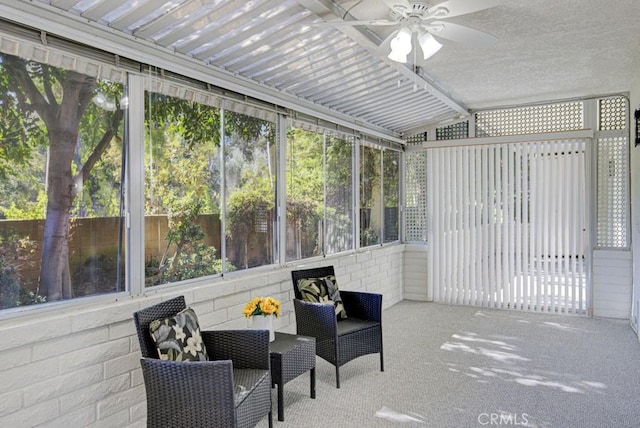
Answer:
0;31;402;312
286;127;355;260
360;145;382;247
359;144;401;247
324;133;354;254
144;88;223;285
224;111;276;270
143;78;277;280
383;150;400;242
286;127;323;261
0;51;125;308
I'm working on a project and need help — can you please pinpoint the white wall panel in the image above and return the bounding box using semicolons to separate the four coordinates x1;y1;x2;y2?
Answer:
593;249;632;319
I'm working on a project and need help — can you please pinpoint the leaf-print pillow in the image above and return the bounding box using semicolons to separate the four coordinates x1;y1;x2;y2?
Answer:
296;275;347;320
149;307;209;362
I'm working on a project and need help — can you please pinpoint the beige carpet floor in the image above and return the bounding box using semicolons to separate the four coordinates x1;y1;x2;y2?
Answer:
256;301;640;428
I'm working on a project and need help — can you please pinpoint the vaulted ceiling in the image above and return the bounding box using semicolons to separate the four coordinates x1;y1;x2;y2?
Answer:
1;0;638;140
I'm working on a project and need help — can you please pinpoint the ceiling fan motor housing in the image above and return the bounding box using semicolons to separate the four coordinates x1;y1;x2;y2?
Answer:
390;2;447;21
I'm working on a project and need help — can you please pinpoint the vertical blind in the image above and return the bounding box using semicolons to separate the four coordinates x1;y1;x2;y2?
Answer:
427;139;589;314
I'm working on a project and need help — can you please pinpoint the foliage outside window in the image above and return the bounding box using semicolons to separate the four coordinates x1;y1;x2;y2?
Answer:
383;150;400;242
286;128;354;260
286;128;323;261
144;91;276;281
324;134;354;254
0;51;125;308
224;111;276;270
144;90;224;286
358;145;401;247
360;145;382;247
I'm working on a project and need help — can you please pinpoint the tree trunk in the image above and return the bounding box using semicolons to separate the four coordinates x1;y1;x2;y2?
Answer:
35;71;95;301
39;127;79;300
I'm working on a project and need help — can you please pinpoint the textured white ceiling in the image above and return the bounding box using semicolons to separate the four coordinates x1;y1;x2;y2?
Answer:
345;0;640;109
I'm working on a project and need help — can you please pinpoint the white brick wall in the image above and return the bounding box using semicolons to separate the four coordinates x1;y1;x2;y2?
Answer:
0;244;405;427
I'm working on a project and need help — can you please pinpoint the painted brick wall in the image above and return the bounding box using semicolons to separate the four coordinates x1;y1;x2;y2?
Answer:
0;244;404;427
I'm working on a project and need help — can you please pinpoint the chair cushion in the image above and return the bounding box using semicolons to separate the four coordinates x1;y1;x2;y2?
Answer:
336;318;380;335
296;275;347;320
149;307;209;361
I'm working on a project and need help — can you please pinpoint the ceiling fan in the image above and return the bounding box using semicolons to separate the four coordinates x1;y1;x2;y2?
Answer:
322;0;506;64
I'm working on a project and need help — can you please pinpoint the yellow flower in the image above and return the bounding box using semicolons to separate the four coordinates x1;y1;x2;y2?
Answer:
261;300;277;317
243;301;258;318
264;296;281;317
243;296;281;318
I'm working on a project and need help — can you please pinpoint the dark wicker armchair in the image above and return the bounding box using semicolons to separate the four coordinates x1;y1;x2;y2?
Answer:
133;296;272;428
291;266;384;388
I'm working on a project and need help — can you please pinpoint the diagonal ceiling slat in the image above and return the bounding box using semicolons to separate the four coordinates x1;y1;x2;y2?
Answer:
307;66;395;103
364;97;446;124
156;0;262;49
80;0;129;22
279;50;375;93
258;37;357;84
213;18;321;70
180;0;292;56
107;1;187;32
51;0;81;9
203;10;314;65
232;28;339;74
132;0;227;39
317;75;403;107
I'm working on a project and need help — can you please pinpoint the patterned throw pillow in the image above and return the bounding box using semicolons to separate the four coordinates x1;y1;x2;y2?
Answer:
296;275;348;320
149;307;209;361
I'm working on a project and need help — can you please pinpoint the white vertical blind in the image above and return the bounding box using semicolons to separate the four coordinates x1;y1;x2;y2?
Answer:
427;139;589;314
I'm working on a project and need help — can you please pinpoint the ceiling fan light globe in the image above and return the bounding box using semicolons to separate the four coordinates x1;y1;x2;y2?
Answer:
418;31;443;60
388;48;408;63
395;27;413;50
388;27;413;62
389;37;412;55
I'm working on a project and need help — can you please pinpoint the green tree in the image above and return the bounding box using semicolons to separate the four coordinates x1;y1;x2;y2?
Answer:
0;53;123;300
360;146;381;246
325;135;353;253
286;128;323;259
150;200;229;285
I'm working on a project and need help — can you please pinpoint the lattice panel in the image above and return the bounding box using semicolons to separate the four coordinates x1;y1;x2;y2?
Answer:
599;97;627;131
405;133;427;145
436;121;469;140
597;136;629;248
475;102;583;137
405;151;427;242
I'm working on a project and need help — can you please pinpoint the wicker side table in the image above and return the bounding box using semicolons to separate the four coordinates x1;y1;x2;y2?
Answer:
270;332;316;421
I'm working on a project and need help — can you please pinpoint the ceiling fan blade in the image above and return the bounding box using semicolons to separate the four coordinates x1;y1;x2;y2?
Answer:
313;19;398;27
429;21;498;48
382;0;413;18
432;0;507;19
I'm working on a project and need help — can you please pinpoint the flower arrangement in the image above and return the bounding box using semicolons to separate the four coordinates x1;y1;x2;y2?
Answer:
243;296;281;319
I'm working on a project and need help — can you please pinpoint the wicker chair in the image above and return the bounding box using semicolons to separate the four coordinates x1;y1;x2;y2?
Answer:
291;266;384;388
133;296;273;428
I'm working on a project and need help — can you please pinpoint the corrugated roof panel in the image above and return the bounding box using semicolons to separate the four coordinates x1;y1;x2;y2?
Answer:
28;0;467;136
